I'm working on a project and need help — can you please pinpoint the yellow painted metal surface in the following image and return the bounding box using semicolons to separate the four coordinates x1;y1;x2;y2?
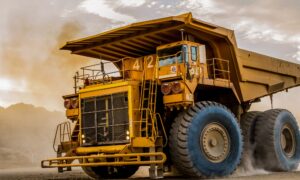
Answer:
132;137;156;147
158;64;184;80
238;49;300;101
163;93;193;105
144;54;157;80
76;145;126;154
157;40;200;51
123;57;144;80
66;108;79;118
42;152;167;168
80;80;136;93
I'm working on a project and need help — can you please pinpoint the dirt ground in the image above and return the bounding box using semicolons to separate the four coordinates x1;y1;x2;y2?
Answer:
1;167;300;180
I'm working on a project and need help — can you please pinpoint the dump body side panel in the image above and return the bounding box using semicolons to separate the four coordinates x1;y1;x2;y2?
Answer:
238;49;300;102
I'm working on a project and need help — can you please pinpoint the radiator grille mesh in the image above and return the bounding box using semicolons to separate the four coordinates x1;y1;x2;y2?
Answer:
81;92;129;146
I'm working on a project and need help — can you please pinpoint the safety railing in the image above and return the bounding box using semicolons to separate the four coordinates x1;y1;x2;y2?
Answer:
73;57;142;93
207;58;230;83
53;122;71;152
155;113;168;147
41;152;167;168
132;108;157;139
132;108;167;146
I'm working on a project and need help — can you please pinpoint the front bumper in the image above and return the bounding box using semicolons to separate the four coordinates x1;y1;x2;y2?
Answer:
41;152;166;168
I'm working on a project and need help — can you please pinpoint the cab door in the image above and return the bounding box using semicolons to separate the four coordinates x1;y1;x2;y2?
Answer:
188;45;199;79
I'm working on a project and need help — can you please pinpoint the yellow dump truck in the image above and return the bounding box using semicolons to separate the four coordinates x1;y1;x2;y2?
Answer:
42;13;300;179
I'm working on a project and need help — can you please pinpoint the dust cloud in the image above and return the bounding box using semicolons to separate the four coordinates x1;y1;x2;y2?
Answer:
0;1;105;111
0;19;95;110
0;18;95;169
0;103;64;169
0;2;95;170
234;144;269;177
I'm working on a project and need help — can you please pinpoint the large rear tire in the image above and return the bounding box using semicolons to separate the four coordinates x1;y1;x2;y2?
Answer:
255;109;300;171
81;166;139;179
169;101;243;177
240;111;261;170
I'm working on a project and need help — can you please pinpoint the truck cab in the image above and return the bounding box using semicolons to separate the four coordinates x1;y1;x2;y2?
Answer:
157;41;227;109
157;41;206;81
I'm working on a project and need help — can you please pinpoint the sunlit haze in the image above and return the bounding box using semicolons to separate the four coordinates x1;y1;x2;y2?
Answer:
0;78;13;91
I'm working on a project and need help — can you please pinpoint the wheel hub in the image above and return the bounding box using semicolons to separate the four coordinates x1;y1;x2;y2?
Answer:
280;124;296;158
200;123;230;163
210;138;217;147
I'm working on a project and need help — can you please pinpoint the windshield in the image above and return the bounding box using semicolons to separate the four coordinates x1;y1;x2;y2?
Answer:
158;45;187;67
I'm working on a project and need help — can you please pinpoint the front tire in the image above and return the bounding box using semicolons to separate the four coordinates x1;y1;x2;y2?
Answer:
81;166;139;179
255;109;300;171
169;101;243;177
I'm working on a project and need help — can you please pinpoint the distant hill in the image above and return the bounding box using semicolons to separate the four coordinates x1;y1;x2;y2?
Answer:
0;103;65;169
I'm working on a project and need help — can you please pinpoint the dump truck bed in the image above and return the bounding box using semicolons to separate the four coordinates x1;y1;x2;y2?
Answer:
238;49;300;102
61;13;300;103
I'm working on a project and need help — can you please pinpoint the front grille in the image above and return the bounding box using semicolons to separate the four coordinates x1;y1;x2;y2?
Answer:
81;92;129;146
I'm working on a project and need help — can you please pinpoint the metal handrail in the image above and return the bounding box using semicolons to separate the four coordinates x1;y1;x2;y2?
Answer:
53;122;71;152
131;107;166;146
132;108;157;138
155;113;168;147
73;57;143;93
207;58;230;83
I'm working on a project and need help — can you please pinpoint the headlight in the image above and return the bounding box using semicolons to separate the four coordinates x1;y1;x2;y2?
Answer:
71;98;79;109
161;82;172;95
172;81;183;94
64;99;72;109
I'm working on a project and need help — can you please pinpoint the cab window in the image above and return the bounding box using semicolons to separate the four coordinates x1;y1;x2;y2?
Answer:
158;45;189;67
191;46;198;61
182;45;188;63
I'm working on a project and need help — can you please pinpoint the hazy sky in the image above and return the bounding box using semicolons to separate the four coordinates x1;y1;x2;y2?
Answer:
0;0;300;112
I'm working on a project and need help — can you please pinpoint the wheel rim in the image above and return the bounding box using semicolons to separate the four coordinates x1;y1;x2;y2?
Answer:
200;122;230;163
280;123;296;158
